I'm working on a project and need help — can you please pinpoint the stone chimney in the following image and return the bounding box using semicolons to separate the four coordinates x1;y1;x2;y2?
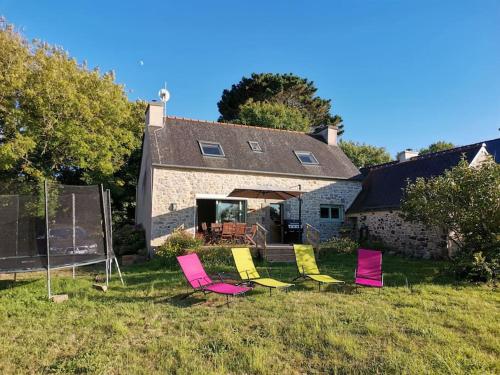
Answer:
314;125;338;146
145;101;164;127
397;149;419;162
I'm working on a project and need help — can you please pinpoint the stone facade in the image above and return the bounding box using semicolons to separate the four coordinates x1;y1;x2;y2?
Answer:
348;210;448;259
144;166;361;249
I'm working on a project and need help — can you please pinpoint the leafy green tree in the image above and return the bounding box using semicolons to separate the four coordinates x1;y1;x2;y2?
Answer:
0;19;144;223
339;140;392;168
218;73;344;134
419;141;455;155
401;157;500;281
236;101;310;132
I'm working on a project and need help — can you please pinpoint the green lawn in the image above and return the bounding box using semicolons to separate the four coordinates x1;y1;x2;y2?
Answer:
0;253;498;374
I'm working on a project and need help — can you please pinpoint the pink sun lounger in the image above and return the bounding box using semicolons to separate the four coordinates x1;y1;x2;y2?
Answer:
355;249;383;288
177;253;251;302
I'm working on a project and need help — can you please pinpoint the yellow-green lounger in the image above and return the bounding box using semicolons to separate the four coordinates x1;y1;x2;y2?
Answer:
231;247;293;295
293;244;344;291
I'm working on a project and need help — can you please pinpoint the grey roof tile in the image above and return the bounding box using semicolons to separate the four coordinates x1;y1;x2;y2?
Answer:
148;117;359;179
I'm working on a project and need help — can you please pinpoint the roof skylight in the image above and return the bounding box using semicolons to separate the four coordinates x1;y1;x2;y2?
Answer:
248;141;262;152
198;141;225;157
294;151;319;165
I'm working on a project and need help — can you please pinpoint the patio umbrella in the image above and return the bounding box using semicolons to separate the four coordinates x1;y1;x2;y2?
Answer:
228;188;302;201
228;187;304;224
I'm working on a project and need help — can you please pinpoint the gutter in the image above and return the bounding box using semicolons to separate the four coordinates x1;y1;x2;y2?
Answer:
150;163;359;181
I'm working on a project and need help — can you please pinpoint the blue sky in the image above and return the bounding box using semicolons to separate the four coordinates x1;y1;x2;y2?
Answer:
1;0;499;155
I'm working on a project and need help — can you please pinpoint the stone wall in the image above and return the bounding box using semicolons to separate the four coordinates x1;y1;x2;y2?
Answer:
149;167;361;248
348;210;448;259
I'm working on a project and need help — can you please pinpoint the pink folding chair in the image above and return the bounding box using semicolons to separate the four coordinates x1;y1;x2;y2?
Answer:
177;253;251;303
355;249;383;289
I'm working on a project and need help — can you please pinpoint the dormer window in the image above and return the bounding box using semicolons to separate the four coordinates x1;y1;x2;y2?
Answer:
248;141;262;152
294;151;319;165
198;141;225;157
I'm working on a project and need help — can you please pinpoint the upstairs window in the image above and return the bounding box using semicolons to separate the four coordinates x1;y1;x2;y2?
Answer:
294;151;319;165
198;141;225;157
248;141;262;152
320;204;344;221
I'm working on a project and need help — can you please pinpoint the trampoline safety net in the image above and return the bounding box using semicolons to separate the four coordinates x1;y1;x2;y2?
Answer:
0;182;112;273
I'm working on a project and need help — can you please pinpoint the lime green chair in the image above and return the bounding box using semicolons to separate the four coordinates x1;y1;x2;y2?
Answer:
231;247;293;295
293;244;344;291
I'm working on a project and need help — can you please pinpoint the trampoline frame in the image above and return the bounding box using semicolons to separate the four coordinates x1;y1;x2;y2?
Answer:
0;181;124;298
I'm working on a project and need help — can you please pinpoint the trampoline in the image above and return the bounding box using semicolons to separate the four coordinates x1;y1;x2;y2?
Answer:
0;180;123;298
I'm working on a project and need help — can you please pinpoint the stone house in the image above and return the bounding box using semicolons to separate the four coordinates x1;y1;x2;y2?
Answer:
346;139;499;259
136;102;361;254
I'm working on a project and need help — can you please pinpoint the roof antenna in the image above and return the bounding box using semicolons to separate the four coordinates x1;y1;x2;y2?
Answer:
158;82;170;117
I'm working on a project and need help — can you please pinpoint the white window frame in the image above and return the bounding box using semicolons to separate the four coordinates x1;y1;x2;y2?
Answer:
198;141;225;158
248;141;263;152
294;151;319;165
319;204;344;222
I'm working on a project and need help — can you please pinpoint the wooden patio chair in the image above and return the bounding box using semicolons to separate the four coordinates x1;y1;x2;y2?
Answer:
201;222;211;244
221;222;236;242
234;223;247;244
245;224;258;245
211;223;222;243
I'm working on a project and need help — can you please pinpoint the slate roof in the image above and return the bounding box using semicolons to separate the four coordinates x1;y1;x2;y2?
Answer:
484;138;500;163
347;139;498;213
147;116;359;179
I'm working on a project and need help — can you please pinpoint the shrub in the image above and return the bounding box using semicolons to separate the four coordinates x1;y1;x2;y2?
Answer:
320;237;359;254
112;224;146;256
190;246;233;267
455;251;498;282
402;157;500;281
156;231;203;263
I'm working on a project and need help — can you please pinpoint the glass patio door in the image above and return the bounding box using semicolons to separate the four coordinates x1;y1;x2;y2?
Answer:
215;200;246;223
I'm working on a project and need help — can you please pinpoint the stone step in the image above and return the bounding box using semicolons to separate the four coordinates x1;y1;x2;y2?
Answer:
260;245;296;263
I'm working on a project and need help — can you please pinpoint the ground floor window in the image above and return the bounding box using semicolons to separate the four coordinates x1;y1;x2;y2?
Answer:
216;200;246;223
320;204;344;221
196;199;247;231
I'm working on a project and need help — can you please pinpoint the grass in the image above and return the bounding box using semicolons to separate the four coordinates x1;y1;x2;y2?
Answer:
0;252;498;374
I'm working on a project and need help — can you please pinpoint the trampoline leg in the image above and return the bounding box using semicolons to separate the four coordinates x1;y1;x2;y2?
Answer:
113;257;125;286
72;266;75;279
47;268;52;300
13;273;17;282
105;259;109;286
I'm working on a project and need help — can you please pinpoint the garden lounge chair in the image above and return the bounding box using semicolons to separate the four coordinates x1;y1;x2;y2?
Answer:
177;253;251;303
293;244;344;291
355;249;383;288
231;247;293;296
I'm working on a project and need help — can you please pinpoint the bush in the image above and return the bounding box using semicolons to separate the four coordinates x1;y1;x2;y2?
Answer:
188;246;234;267
156;231;203;263
113;224;146;256
454;251;498;282
320;237;359;254
402;157;500;281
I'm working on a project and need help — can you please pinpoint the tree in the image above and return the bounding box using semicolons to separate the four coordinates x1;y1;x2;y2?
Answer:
419;141;455;155
217;73;344;134
0;19;144;223
401;157;500;281
236;101;310;132
339;140;392;168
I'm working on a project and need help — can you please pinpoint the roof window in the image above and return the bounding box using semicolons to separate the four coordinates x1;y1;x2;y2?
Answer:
294;151;319;165
198;141;225;157
248;141;262;152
